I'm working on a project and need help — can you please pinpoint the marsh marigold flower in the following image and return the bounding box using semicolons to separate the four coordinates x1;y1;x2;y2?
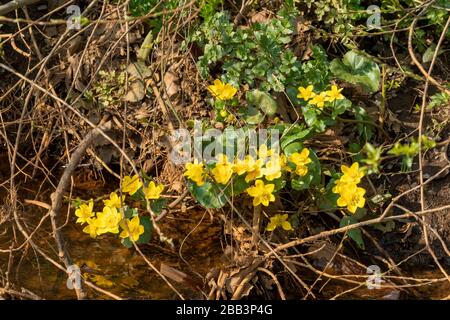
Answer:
340;162;365;184
266;214;292;231
143;181;164;200
325;85;344;102
184;159;205;186
336;186;366;214
262;157;283;181
83;218;99;238
258;145;274;161
289;149;312;176
244;157;264;183
120;216;145;242
103;192;125;209
211;154;234;185
208;79;238;100
233;156;252;176
297;85;315;101
122;175;142;196
309;92;327;108
95;206;122;235
246;180;275;207
75;199;94;224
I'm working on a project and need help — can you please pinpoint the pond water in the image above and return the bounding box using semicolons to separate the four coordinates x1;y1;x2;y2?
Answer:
0;170;449;299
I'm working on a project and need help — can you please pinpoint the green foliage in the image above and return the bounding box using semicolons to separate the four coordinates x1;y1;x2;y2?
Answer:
187;180;228;209
388;135;436;170
361;143;382;174
340;215;365;250
303;0;364;37
129;0;179;31
192;7;327;92
242;89;278;124
198;0;223;21
427;92;450;111
330;50;380;93
93;69;126;108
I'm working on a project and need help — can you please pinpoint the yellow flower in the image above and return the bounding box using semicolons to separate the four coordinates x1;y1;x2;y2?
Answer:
258;144;274;161
262;157;282;181
122;175;142;196
83;218;99;238
103;192;125;209
75;199;94;224
266;214;292;231
340;162;365;184
336;186;366;213
120;216;145;242
289;148;312;176
212;154;234;185
246;180;276;207
96;206;122;235
219;109;228;117
184;159;205;186
244;158;264;183
208;79;238;100
332;178;356;195
143;181;164;200
233;155;252;175
297;85;316;101
325;85;344;102
309;92;327;108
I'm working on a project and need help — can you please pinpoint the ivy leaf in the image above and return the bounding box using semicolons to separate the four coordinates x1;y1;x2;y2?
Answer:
330;50;380;93
340;216;365;250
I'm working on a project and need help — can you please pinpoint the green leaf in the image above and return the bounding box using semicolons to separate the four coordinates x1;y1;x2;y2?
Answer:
246;89;278;116
319;190;339;211
331;98;352;118
121;237;133;248
372;221;395;233
282;142;303;157
124;207;138;219
136;216;152;244
231;174;250;195
280;125;312;151
340;216;365;250
150;198;168;214
188;180;228;209
422;44;443;63
330;50;380;93
301;105;318;127
242;106;265;124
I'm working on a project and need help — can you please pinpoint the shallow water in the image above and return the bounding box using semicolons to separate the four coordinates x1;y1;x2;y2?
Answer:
0;176;223;299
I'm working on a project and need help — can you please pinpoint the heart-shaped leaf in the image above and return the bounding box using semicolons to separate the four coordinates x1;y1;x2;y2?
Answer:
330;50;380;93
